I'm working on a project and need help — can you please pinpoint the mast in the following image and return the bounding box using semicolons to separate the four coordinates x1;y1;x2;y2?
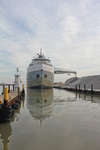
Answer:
14;67;20;88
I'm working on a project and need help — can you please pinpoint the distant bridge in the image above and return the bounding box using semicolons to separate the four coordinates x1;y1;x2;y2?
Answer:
54;68;77;76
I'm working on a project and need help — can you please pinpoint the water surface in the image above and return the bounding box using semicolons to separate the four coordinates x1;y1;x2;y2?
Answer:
0;89;100;150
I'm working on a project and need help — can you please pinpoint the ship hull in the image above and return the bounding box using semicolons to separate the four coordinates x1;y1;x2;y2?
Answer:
27;70;54;89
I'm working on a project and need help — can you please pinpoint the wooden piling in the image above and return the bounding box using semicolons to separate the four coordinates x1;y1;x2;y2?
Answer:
22;84;24;89
18;87;20;100
21;84;25;97
79;84;80;92
3;85;5;94
4;87;8;104
91;84;94;94
8;85;10;93
75;85;77;92
13;85;15;91
84;84;86;92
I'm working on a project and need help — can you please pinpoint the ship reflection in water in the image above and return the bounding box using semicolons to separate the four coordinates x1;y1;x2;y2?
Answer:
0;123;11;150
27;89;53;123
1;89;100;150
0;105;22;150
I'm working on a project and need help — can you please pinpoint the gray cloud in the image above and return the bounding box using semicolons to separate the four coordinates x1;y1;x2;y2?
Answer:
0;0;100;82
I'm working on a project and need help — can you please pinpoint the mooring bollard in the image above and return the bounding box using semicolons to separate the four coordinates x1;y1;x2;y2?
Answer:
4;87;9;104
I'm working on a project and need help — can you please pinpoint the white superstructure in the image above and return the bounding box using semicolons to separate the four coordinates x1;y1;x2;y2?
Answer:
27;50;54;88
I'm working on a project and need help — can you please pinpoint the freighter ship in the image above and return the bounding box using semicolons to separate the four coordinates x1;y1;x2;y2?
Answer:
27;50;54;88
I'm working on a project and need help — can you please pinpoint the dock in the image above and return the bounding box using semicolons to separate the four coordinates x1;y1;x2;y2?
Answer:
0;84;25;123
54;83;100;95
0;91;18;105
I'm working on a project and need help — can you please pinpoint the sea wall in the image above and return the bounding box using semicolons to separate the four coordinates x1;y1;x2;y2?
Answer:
65;75;100;91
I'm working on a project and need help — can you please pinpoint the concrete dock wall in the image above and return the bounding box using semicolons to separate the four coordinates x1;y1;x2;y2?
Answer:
54;75;100;95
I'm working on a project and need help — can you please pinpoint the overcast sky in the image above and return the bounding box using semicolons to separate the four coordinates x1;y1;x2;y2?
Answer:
0;0;100;82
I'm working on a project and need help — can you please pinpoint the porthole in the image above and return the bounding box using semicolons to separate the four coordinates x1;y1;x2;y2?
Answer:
44;99;47;103
36;74;40;78
44;74;47;78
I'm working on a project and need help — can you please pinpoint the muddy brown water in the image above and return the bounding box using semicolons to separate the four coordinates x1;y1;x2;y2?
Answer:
0;88;100;150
